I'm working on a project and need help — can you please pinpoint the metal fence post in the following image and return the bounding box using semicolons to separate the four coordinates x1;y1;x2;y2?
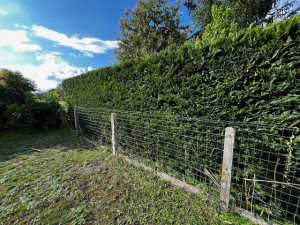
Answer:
111;113;117;155
74;108;79;137
220;127;235;210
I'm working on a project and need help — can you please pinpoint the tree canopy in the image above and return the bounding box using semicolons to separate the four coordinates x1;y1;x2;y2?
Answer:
198;4;238;45
115;0;189;61
0;69;36;126
0;69;36;107
115;0;297;59
0;69;63;130
184;0;296;32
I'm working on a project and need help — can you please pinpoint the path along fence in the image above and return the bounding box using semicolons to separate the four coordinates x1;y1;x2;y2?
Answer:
66;107;300;225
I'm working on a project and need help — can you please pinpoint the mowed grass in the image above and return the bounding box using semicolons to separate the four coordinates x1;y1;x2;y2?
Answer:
0;129;253;224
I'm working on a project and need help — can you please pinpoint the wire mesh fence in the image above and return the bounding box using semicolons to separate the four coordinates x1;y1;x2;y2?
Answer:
66;106;300;225
76;107;112;146
232;124;300;224
116;111;226;199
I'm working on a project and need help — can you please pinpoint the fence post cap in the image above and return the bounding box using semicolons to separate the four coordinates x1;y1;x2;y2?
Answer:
225;127;235;134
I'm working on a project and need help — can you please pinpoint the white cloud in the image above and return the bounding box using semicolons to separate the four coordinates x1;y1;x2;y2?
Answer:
36;52;61;62
22;25;29;30
70;53;78;58
4;64;59;90
0;9;8;16
83;51;94;58
3;52;86;90
32;25;118;56
0;29;42;52
35;52;86;80
88;66;93;71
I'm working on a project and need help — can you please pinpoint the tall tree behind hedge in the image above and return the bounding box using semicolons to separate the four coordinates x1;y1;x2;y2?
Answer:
115;0;189;61
198;4;238;45
184;0;296;32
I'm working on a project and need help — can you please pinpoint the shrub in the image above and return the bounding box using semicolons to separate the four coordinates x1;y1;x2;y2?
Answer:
6;97;62;131
0;69;35;128
62;15;300;127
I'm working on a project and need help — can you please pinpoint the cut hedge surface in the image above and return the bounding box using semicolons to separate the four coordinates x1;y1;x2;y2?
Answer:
62;15;300;126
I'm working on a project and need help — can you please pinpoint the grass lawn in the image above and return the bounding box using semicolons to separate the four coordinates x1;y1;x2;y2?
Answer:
0;129;253;224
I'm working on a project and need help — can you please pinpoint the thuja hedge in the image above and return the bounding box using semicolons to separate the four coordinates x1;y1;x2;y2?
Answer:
63;15;299;127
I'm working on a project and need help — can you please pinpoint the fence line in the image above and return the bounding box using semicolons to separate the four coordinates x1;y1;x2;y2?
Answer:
65;107;300;225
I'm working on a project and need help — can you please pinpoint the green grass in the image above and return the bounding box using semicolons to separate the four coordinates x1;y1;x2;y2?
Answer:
0;129;253;224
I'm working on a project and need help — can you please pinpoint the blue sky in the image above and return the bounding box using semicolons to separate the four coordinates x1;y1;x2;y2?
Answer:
0;0;139;90
0;0;298;91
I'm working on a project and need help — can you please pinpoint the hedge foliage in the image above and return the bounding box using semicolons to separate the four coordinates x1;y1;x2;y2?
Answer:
62;15;300;127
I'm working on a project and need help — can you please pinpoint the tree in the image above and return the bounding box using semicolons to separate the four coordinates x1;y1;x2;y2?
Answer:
184;0;296;32
0;69;35;106
115;0;189;61
35;88;62;102
197;4;238;45
0;69;36;126
263;1;297;24
184;0;220;32
0;69;62;130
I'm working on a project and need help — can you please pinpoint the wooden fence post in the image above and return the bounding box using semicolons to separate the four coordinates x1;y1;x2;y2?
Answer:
74;108;79;137
111;113;117;155
220;127;235;210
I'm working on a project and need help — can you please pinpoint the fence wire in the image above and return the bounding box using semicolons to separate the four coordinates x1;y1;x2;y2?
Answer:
70;107;299;225
77;107;112;146
232;124;300;224
64;107;75;132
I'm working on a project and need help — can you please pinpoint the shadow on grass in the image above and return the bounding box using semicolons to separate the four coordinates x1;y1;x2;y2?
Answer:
0;128;94;161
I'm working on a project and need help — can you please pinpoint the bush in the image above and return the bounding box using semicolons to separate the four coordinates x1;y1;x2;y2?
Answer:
62;15;300;127
6;97;62;131
0;69;36;128
1;69;62;130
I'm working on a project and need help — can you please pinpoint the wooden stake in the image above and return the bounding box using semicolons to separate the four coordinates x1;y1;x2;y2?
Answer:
220;127;235;210
74;108;79;137
111;113;117;155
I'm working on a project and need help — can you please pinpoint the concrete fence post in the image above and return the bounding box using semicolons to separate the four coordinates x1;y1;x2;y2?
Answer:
220;127;235;210
111;113;117;155
74;108;79;137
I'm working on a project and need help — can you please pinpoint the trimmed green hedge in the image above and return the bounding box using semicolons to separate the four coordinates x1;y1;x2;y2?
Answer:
62;15;300;127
